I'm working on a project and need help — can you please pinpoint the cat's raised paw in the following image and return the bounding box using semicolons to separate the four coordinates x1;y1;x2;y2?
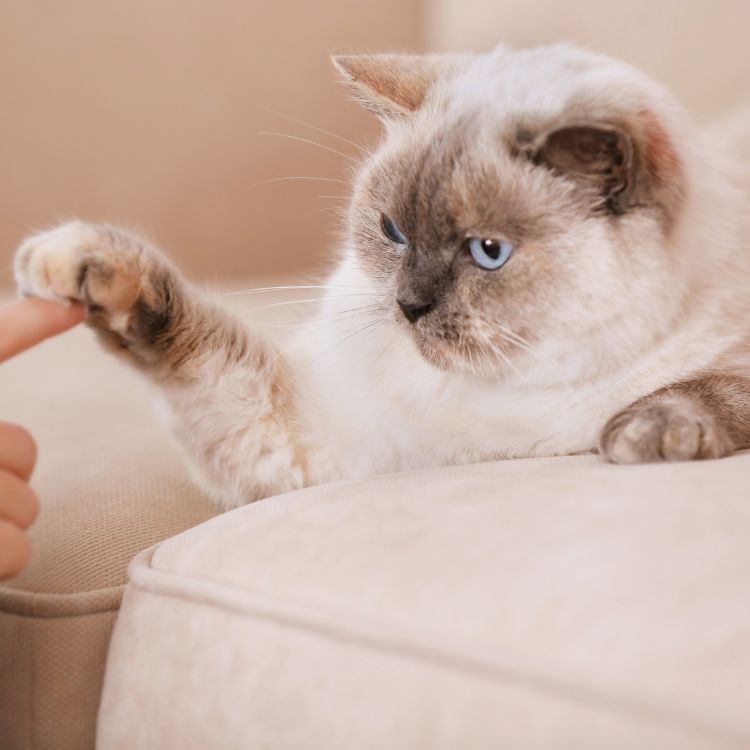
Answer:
599;398;733;464
14;221;146;316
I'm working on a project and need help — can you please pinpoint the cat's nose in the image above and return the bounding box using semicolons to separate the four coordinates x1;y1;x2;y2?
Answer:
397;298;434;324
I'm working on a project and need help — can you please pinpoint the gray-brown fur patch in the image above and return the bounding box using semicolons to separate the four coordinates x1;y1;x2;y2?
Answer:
600;375;750;463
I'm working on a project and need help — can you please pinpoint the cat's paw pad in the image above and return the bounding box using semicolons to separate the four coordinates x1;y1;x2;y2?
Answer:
599;399;733;464
14;221;143;315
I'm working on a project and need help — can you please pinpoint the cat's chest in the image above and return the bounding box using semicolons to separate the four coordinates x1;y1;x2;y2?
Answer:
371;360;603;461
296;324;608;478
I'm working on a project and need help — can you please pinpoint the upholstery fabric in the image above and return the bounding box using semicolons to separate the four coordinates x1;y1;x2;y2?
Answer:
98;453;750;749
0;323;218;749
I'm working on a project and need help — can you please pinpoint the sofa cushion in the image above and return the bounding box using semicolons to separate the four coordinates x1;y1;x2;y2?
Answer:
0;321;218;750
98;452;750;749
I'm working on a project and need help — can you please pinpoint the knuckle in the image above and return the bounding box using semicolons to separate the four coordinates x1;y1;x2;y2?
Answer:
0;469;39;528
0;423;38;478
18;485;39;528
11;424;37;469
0;521;31;578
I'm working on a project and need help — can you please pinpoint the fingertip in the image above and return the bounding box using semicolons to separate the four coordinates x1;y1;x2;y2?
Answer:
35;296;85;323
61;300;86;325
26;297;86;333
0;297;85;362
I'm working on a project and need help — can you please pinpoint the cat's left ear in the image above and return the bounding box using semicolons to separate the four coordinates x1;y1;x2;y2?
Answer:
332;54;463;121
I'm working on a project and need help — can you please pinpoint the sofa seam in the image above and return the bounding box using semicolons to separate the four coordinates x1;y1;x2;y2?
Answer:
0;585;124;619
3;604;122;620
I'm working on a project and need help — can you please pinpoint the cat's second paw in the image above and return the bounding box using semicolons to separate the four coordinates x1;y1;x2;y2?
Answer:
599;397;733;464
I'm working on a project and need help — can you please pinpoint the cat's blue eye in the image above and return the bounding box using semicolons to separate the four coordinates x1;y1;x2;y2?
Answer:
468;237;513;270
381;214;408;246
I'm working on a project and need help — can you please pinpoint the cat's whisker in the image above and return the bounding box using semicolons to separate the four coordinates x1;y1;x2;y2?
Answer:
493;324;549;363
496;331;549;364
225;284;373;296
372;331;398;367
321;301;386;316
311;318;384;363
257;131;361;165
256;302;385;326
248;295;385;314
254;102;373;157
261;309;383;371
483;338;523;378
253;300;386;332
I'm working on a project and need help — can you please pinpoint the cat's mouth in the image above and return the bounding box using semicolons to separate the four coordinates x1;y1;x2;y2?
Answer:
393;293;524;376
404;312;527;378
404;314;478;373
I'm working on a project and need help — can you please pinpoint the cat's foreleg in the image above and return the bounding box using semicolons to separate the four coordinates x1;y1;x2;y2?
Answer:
599;375;750;463
14;221;305;508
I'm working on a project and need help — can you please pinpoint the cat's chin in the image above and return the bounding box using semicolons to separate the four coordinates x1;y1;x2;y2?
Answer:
411;336;457;372
409;327;515;380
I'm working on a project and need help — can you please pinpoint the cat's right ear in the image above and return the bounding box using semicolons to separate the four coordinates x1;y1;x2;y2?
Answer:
332;53;463;121
527;113;686;223
532;124;636;214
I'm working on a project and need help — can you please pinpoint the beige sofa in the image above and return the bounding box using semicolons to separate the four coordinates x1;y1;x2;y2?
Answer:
1;294;749;749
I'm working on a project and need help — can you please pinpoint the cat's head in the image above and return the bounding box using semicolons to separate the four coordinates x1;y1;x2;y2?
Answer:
335;44;692;379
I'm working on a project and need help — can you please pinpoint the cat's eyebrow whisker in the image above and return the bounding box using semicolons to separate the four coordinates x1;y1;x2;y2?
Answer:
251;176;349;188
303;205;347;218
254;102;373;157
257;131;361;165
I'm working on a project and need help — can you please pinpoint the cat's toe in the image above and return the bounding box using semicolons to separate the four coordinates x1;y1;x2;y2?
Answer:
13;221;146;319
599;401;732;464
14;221;100;303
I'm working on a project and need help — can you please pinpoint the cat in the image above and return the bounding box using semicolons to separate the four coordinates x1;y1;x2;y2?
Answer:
13;43;750;509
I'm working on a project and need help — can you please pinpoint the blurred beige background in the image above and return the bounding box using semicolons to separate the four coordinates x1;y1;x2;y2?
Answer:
0;0;423;284
1;0;747;287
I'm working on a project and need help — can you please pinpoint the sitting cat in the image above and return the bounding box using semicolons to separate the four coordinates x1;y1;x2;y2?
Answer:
14;43;750;508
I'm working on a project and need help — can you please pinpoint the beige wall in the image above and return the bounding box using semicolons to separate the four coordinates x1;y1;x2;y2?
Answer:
427;0;750;119
0;1;423;284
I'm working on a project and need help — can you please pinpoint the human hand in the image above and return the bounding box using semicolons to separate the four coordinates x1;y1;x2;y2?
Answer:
0;297;84;579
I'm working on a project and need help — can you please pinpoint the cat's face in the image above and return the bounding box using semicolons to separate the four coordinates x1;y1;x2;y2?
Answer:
338;45;690;379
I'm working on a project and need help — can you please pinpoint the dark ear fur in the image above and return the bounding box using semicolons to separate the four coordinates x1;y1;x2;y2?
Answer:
332;53;465;120
533;125;635;214
527;112;686;225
